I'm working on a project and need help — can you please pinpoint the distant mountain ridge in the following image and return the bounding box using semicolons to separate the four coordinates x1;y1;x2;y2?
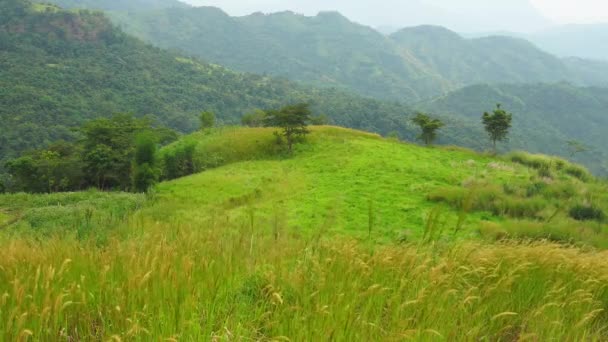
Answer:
97;5;608;101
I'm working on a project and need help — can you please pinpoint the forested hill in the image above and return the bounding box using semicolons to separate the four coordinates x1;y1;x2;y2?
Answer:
33;0;189;11
80;5;608;101
0;0;426;165
420;83;608;175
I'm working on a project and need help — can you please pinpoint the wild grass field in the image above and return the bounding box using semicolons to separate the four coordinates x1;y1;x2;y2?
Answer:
0;126;607;340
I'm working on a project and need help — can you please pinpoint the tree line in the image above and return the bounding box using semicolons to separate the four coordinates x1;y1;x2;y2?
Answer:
1;103;317;194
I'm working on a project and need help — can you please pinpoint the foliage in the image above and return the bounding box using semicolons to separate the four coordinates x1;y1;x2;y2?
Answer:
131;132;159;192
411;112;445;145
101;6;608;102
5;114;172;193
569;204;605;222
241;109;268;127
482;104;513;151
566;139;590;157
0;1;427;178
420;83;608;176
199;111;216;130
265;103;312;152
0;125;607;339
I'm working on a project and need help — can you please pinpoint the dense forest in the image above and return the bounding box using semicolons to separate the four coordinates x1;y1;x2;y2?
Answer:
2;0;608;181
0;0;437;176
88;5;608;101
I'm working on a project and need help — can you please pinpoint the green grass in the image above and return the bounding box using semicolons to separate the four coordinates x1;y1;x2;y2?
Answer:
1;126;608;339
0;190;145;239
151;126;608;245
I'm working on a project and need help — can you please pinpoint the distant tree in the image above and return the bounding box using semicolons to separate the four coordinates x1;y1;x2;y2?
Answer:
241;109;267;127
566;140;590;158
5;141;84;193
386;131;400;140
411;112;444;146
482;104;513;152
132;132;158;192
80;114;159;190
310;114;329;126
199;111;216;130
265;103;312;152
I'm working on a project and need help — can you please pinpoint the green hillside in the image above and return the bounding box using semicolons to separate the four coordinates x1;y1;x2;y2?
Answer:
108;8;450;101
92;6;608;101
0;126;607;339
420;83;608;175
34;0;188;11
0;0;428;169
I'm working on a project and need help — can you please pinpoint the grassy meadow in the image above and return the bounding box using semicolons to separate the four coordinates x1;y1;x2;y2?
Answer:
0;126;607;340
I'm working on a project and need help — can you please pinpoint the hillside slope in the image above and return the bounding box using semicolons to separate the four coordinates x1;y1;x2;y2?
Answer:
0;0;425;165
420;83;608;175
0;126;607;339
149;127;608;245
84;5;608;101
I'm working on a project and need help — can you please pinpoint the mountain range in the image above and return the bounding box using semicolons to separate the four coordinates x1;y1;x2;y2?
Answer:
5;0;608;176
100;6;608;102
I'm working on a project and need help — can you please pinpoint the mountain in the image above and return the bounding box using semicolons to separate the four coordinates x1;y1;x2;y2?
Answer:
0;0;426;168
183;0;552;33
109;8;450;101
100;6;608;101
389;26;574;85
34;0;189;11
420;83;608;175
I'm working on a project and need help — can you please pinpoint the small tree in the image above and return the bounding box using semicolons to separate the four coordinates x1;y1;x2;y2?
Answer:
566;140;590;158
411;112;444;146
241;109;267;127
199;111;216;130
132;132;158;192
482;104;513;152
265;103;312;152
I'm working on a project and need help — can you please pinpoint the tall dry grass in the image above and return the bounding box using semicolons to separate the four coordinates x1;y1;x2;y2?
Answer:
0;217;607;340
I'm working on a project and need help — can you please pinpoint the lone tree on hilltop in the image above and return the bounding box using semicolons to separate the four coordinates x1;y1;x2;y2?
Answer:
482;104;512;152
411;112;445;146
265;103;312;152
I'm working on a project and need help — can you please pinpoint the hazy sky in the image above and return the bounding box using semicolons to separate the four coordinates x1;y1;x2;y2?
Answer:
183;0;608;32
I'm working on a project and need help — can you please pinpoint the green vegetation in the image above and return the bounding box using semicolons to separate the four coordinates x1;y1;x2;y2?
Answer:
148;127;608;246
421;83;608;175
0;190;144;237
0;126;607;339
199;111;216;131
95;7;608;102
0;0;431;176
265;103;312;152
482;104;513;151
5;114;174;193
411;112;445;145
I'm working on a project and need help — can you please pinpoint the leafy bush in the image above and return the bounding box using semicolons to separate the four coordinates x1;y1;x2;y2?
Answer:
479;220;608;248
569;205;605;222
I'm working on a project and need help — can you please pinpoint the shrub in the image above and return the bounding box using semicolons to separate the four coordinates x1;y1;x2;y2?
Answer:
564;164;592;182
507;151;553;170
569;205;605;222
526;182;547;198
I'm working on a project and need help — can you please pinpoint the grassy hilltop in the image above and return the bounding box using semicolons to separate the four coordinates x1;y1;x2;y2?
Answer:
0;126;607;340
